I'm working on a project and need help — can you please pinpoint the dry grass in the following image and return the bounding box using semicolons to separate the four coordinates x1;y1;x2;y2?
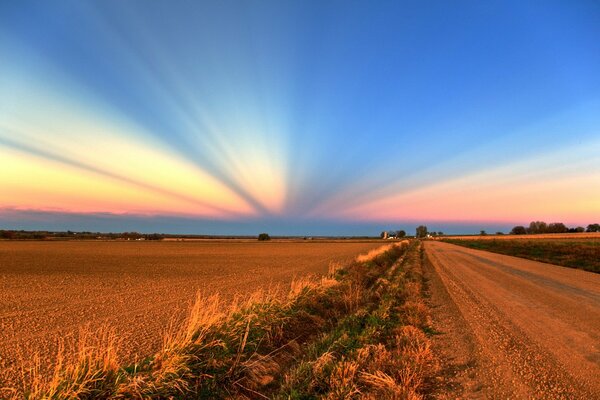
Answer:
275;241;436;399
0;240;383;387
356;240;407;262
14;327;123;400
8;241;436;399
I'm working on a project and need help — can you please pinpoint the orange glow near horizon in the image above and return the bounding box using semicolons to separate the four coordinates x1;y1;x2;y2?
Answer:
0;147;251;218
329;143;600;226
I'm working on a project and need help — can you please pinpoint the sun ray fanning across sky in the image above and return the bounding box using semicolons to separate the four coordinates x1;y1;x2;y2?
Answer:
1;0;599;234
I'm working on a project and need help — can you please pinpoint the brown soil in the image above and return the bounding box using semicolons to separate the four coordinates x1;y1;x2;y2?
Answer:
0;240;382;388
424;241;600;399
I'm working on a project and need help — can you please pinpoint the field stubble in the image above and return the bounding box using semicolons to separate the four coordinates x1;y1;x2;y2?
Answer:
8;240;434;399
0;240;385;391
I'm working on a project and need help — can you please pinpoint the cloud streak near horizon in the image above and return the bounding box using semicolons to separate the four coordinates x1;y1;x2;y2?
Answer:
1;1;599;234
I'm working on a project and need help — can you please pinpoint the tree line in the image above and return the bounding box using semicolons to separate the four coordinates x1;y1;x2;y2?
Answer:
415;225;445;238
380;226;444;239
510;221;599;235
0;230;164;240
380;230;411;239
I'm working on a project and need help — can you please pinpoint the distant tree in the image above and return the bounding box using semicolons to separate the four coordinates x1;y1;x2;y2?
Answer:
480;230;487;236
258;233;271;241
511;226;527;235
122;232;142;240
528;221;547;234
437;231;444;236
380;231;386;239
587;223;600;232
496;232;504;235
145;233;163;240
395;230;406;238
547;222;568;234
416;225;428;238
0;230;15;239
575;226;585;233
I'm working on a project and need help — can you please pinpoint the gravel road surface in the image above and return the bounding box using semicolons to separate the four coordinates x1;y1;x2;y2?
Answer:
424;241;600;399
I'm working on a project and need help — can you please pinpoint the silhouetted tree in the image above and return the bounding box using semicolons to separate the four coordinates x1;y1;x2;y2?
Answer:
528;221;547;234
587;223;600;232
396;230;406;238
258;233;271;241
0;230;15;239
480;230;487;236
416;225;428;238
122;232;142;240
547;222;568;233
511;226;527;235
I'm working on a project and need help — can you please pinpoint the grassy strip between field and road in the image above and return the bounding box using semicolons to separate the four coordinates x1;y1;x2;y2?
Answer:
442;238;600;273
12;240;436;399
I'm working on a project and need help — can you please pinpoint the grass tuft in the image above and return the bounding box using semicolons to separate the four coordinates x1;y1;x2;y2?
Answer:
14;241;436;399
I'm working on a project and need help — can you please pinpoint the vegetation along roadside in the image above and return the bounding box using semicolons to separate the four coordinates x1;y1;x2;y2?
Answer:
12;240;436;399
442;238;600;273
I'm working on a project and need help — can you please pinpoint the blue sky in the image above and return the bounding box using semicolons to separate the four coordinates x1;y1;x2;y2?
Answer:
1;1;599;235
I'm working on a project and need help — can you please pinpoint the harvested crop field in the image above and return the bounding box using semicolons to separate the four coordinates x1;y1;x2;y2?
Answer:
0;239;383;388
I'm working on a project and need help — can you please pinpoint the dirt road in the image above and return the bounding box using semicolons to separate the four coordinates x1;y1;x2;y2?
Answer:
424;241;600;399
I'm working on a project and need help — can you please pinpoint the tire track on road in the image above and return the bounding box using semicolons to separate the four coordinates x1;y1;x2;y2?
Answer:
425;241;600;399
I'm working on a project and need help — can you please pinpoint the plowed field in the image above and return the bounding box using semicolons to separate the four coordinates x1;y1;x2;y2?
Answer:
0;240;382;387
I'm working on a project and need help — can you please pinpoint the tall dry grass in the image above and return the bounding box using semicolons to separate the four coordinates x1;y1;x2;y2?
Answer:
274;241;436;399
356;240;408;263
12;241;435;399
16;327;122;400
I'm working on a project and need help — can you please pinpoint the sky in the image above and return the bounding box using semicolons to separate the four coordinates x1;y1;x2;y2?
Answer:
1;0;599;235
